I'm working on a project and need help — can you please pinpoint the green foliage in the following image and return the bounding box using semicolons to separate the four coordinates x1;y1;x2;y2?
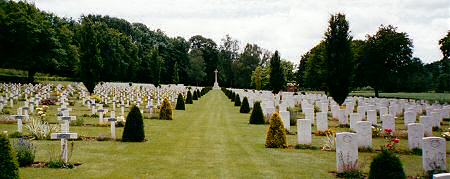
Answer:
13;138;36;167
186;91;193;104
240;97;250;113
122;105;145;142
249;102;265;124
25;117;59;140
324;13;353;105
0;134;19;179
193;90;198;100
159;98;173;120
269;51;286;94
231;92;235;102
234;94;241;106
265;112;287;148
368;150;406;179
47;160;74;169
175;93;185;110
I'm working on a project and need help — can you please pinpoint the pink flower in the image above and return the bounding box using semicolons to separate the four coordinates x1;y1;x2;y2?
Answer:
393;138;400;144
386;144;393;149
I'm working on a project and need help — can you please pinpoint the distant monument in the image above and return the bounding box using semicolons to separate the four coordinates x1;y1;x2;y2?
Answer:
213;69;220;89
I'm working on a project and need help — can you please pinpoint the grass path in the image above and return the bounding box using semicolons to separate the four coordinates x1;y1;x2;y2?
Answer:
3;90;442;178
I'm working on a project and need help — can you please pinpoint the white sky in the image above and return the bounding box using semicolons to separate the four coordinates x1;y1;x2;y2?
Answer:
32;0;449;64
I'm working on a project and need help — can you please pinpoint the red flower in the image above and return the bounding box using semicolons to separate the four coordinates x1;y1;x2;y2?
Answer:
384;128;392;134
393;138;400;143
386;144;393;148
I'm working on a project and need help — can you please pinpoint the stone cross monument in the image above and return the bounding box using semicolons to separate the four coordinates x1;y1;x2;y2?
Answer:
213;69;220;89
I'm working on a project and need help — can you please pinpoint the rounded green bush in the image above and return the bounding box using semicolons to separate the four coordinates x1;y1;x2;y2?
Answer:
13;138;35;167
186;91;193;104
175;93;185;110
368;150;406;179
231;92;235;102
160;98;173;120
249;101;265;124
193;90;198;100
240;97;250;113
122;105;145;142
265;112;287;148
0;134;19;179
234;94;241;106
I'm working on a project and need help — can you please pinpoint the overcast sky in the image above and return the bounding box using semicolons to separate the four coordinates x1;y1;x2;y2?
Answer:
32;0;449;64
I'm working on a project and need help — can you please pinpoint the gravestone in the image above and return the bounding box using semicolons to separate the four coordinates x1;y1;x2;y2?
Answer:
420;116;433;137
336;132;358;173
297;119;311;145
280;111;290;131
367;110;377;125
97;108;108;124
304;108;314;124
11;115;25;133
431;111;441;129
433;173;450;179
338;109;348;125
316;112;328;132
382;114;395;132
356;121;372;149
50;133;78;163
404;111;416;127
407;123;424;150
349;113;361;130
422;137;446;173
107;111;117;139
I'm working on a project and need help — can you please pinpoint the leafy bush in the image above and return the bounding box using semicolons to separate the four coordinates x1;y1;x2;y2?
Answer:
186;91;193;104
196;89;201;98
234;94;241;106
13;138;36;167
122;105;145;142
70;118;84;126
240;97;250;113
265;112;287;148
159;98;173;120
368;150;406;179
40;99;57;105
193;90;198;100
175;93;185;110
25;117;59;140
249;102;265;124
231;92;235;102
0;134;19;178
8;131;23;138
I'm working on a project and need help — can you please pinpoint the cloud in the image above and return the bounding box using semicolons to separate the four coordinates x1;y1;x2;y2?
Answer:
32;0;449;64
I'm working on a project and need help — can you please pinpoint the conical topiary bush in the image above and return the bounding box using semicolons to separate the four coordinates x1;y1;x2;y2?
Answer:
122;105;145;142
175;93;185;110
240;97;250;113
186;91;193;104
193;90;198;100
160;98;173;120
265;112;287;148
249;101;265;124
234;94;241;106
368;150;406;179
197;89;201;98
0;134;19;179
231;92;235;102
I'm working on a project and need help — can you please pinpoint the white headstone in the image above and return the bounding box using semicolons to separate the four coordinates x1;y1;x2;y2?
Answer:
407;123;424;150
336;132;358;173
316;112;328;132
280;111;290;131
422;137;446;172
420;116;433;137
367;110;377;125
382;114;395;132
356;121;372;149
404;111;416;127
297;119;311;145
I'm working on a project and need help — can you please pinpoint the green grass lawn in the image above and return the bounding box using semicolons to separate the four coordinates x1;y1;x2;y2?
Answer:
0;90;449;178
350;91;450;103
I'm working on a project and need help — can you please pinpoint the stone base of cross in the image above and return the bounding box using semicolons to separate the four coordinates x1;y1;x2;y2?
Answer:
51;133;78;163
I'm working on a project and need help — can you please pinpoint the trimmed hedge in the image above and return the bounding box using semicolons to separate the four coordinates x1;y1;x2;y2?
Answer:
186;91;193;104
160;98;173;120
175;93;185;110
240;97;250;113
249;101;265;124
368;150;406;179
122;105;145;142
265;112;287;148
0;134;19;179
234;94;241;106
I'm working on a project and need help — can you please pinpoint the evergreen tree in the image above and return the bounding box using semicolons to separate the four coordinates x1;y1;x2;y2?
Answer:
249;101;265;124
368;150;406;179
0;134;19;179
186;91;193;104
234;94;241;106
193;90;198;100
122;105;145;142
159;98;173;120
265;112;287;148
269;51;286;94
324;13;353;105
240;97;250;113
175;93;185;110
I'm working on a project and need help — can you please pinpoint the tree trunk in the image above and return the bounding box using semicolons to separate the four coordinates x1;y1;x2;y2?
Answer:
374;87;379;98
27;70;36;84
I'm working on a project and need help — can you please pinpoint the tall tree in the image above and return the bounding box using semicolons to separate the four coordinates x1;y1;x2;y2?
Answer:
218;34;239;87
324;13;353;105
188;49;206;86
189;35;218;86
269;51;286;94
361;25;413;96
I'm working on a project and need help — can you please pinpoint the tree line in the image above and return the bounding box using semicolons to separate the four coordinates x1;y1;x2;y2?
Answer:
0;1;448;96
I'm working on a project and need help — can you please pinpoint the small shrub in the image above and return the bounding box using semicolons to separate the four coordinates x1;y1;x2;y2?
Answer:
234;94;241;106
25;117;59;140
231;92;235;102
2;109;10;115
368;150;406;179
47;160;74;169
186;91;193;104
265;112;287;148
160;98;173;120
122;105;145;142
321;130;336;151
40;99;57;105
249;102;265;124
193;90;198;100
9;131;23;138
0;134;19;178
70;118;84;126
13;138;36;167
240;97;250;113
175;93;185;110
115;121;125;127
